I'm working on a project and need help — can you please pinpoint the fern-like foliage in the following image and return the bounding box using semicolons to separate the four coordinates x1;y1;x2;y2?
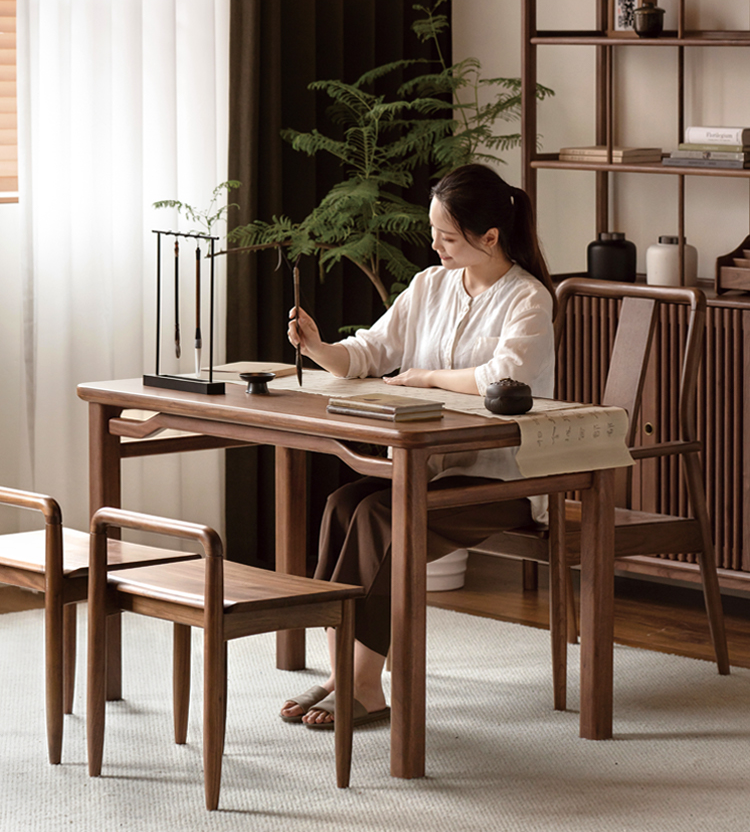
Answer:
153;181;241;236
225;0;554;308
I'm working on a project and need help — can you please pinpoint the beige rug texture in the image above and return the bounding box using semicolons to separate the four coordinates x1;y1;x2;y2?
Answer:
1;605;749;832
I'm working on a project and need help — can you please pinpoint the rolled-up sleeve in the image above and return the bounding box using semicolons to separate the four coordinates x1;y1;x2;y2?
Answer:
336;279;413;378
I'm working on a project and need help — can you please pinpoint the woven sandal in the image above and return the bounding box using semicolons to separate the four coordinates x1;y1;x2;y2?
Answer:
280;685;330;723
304;691;390;731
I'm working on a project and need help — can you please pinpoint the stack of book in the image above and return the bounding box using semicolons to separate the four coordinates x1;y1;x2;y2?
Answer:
326;392;444;422
663;126;750;170
558;145;663;164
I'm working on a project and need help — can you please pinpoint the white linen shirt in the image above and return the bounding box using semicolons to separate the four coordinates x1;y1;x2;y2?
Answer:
337;263;555;523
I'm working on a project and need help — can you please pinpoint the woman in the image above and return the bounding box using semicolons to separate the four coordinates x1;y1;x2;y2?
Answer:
282;163;556;728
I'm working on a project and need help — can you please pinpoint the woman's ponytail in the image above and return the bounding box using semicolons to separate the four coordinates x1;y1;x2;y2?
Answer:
507;187;555;307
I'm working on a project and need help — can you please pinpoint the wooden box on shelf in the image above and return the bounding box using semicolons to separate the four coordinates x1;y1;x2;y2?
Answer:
715;234;750;294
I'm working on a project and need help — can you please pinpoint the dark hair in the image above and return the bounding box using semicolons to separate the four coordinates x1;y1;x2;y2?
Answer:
431;164;555;305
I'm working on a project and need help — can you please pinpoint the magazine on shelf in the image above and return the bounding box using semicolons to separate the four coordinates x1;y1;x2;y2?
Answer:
558;145;662;162
670;149;750;162
662;157;749;169
679;142;750;154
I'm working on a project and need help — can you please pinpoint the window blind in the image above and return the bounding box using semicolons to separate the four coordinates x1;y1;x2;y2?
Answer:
0;0;16;198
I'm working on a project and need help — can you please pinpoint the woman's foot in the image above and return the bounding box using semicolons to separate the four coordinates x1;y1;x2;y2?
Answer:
279;684;331;722
302;683;387;726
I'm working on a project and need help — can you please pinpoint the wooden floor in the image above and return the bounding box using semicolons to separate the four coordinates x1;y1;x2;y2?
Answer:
4;552;750;669
426;552;750;670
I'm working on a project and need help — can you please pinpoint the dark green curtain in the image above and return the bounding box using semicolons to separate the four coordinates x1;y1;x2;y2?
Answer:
225;0;451;568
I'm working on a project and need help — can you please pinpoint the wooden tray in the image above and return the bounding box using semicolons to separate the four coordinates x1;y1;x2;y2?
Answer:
716;235;750;294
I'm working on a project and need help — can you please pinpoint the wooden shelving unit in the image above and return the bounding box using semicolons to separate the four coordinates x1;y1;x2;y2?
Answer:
521;1;750;282
518;0;750;589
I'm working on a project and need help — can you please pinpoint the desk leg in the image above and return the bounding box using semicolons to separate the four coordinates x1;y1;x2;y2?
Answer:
89;403;124;701
579;467;615;740
275;446;307;670
390;447;428;778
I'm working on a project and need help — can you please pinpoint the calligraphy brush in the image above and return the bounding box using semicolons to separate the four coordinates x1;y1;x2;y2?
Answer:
194;243;202;378
174;240;181;358
293;256;302;386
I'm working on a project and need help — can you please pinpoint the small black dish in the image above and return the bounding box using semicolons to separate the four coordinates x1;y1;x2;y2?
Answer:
240;372;276;395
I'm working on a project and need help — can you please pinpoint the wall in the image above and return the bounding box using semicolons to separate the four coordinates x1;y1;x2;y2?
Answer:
452;0;750;279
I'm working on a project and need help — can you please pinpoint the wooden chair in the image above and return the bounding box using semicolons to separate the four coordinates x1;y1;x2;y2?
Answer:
86;506;362;811
0;486;201;764
472;278;730;710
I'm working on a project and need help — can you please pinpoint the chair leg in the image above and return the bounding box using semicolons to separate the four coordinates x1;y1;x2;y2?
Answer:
63;603;77;714
203;627;226;810
566;569;578;645
87;551;109;777
684;451;730;674
45;590;64;765
547;493;567;711
173;623;191;744
522;560;539;591
105;612;123;701
334;599;355;788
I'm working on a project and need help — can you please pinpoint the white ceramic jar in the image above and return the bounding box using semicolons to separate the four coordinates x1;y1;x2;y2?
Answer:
646;236;698;286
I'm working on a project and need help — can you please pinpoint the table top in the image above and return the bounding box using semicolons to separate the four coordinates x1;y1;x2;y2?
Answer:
77;377;522;452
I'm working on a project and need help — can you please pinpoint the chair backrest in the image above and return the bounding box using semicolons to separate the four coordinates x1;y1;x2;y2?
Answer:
554;279;707;506
0;486;64;579
89;507;224;621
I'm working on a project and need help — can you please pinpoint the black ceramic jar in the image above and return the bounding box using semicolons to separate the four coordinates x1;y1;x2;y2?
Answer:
587;232;637;283
633;1;665;38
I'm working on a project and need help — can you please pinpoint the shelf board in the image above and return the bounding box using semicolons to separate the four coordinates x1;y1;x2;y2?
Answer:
533;31;750;47
532;158;750;178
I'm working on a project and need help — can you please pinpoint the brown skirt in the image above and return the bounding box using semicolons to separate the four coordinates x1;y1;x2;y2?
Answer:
313;476;534;657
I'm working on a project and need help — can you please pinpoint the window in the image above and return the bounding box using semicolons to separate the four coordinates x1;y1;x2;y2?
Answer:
0;0;16;202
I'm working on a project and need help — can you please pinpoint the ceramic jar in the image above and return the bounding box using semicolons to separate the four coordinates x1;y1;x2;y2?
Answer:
587;232;637;282
633;1;665;38
646;236;698;286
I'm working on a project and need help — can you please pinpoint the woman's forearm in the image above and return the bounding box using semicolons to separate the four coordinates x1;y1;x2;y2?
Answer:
383;366;479;395
427;368;479;395
304;341;351;378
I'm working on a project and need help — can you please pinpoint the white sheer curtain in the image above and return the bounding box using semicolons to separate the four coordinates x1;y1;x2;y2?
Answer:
15;0;230;535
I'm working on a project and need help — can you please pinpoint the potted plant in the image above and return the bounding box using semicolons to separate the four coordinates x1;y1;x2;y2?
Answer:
160;2;553;310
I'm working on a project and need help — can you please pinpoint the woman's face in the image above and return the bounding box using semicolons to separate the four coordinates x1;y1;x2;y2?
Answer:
429;198;497;270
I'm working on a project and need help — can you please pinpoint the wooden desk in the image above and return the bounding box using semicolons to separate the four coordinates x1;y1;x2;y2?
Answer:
77;377;616;777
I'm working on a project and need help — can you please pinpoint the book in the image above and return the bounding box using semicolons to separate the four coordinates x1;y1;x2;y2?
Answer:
326;405;444;422
679;142;750;153
558;146;663;163
683;126;750;146
327;392;443;415
662;157;749;169
670;149;750;162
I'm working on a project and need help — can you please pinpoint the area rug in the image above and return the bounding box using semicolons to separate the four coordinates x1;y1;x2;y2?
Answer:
1;605;749;832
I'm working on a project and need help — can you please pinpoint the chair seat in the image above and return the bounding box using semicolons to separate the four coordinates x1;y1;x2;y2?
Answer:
0;528;203;578
108;559;363;613
477;502;703;562
87;508;362;807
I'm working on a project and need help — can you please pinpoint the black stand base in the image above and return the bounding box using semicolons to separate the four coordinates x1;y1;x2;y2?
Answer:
143;374;226;395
